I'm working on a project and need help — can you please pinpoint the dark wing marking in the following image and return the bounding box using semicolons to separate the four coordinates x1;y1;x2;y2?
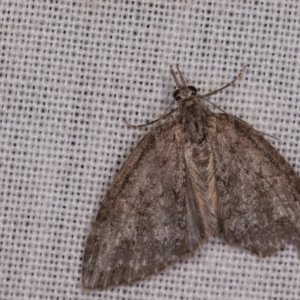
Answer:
82;120;203;289
210;113;300;256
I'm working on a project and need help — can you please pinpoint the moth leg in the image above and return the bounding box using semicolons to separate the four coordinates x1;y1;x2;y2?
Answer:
202;65;248;98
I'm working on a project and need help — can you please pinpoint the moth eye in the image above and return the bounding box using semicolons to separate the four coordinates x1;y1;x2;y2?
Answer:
188;86;197;95
173;89;182;101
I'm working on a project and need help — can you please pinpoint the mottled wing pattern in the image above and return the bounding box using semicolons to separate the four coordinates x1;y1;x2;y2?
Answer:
82;120;203;289
210;113;300;256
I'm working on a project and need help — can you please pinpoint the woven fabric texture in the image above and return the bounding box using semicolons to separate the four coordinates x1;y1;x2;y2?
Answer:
1;1;300;299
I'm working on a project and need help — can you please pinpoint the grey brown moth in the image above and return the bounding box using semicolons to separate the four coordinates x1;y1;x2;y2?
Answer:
82;66;300;290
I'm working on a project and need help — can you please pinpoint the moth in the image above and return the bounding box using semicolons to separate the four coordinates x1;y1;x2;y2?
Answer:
82;66;300;290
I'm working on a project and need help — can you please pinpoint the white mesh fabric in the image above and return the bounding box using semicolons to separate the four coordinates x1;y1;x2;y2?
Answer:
0;1;300;299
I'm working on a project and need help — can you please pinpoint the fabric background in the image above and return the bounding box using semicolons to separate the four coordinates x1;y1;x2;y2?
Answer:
1;1;300;299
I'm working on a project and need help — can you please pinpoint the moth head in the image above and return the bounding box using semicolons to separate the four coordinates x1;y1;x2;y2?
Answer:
173;85;197;102
170;65;198;102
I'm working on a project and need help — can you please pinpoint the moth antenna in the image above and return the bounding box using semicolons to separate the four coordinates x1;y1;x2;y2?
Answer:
125;68;180;129
170;65;182;88
201;65;278;141
124;118;158;128
175;64;188;86
202;65;248;98
124;108;179;128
